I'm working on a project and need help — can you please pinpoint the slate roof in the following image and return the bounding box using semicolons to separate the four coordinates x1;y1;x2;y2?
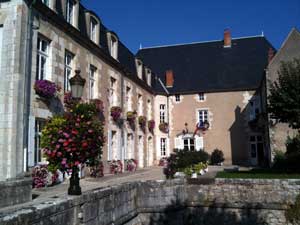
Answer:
137;37;275;94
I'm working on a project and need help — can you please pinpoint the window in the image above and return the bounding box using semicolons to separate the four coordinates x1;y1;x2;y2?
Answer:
146;69;151;86
175;94;180;102
198;92;205;101
160;138;166;156
249;135;263;158
110;77;117;105
198;110;208;124
34;119;46;164
90;17;97;42
126;86;132;111
249;98;260;120
41;0;49;6
36;36;49;80
160;104;166;123
147;99;152;119
183;138;195;151
138;94;143;116
136;60;143;79
64;51;73;91
89;65;97;99
110;35;118;59
66;0;74;24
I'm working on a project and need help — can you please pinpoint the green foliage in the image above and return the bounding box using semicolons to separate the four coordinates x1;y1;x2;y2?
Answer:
174;149;209;170
183;166;193;177
286;134;300;156
210;149;225;165
268;58;300;129
286;194;300;225
41;102;105;172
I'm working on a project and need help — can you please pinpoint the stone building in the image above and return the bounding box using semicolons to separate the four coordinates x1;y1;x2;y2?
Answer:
0;0;276;186
264;28;300;159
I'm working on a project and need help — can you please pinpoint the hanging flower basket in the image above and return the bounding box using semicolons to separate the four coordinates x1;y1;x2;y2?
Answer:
138;116;147;131
126;111;137;129
34;80;57;99
64;92;80;110
148;120;155;133
110;106;122;122
159;122;169;133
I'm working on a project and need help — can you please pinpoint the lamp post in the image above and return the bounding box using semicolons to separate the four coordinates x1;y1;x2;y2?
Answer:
68;69;86;196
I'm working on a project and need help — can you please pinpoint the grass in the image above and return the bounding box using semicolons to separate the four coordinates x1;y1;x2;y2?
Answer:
216;169;300;179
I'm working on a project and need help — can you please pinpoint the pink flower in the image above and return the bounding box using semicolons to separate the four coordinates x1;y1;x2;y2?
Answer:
57;152;62;157
88;129;93;133
61;158;67;165
58;139;65;143
55;144;61;149
75;161;80;166
63;132;70;138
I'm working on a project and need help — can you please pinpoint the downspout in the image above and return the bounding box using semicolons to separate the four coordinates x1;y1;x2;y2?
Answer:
120;72;125;171
23;0;36;171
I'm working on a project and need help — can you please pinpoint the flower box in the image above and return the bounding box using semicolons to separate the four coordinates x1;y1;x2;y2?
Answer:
138;116;147;131
148;120;155;133
34;80;57;99
126;111;137;129
110;106;122;122
159;122;169;133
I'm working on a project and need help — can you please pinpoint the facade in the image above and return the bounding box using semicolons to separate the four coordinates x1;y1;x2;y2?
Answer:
265;28;300;160
0;0;276;182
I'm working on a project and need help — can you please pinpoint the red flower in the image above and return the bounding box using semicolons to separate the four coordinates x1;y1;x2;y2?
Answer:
72;129;78;135
81;142;88;148
63;141;70;147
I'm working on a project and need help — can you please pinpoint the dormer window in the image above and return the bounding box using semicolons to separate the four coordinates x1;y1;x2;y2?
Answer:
107;32;118;60
136;59;143;79
90;17;97;42
66;0;74;25
146;68;152;86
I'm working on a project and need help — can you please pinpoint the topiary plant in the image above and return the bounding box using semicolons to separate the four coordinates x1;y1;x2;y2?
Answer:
210;149;225;165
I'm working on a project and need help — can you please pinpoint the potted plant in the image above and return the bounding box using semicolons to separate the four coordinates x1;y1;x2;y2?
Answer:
109;160;123;174
125;159;138;172
126;111;137;129
148;120;155;133
110;106;122;122
138;116;147;131
34;80;58;99
159;122;169;133
64;92;80;111
210;149;225;165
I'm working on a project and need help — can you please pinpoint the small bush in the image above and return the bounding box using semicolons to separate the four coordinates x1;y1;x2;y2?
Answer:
174;149;209;170
210;149;225;165
286;134;300;156
286;194;300;225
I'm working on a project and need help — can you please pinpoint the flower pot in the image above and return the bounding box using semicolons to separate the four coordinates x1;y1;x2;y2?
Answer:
191;173;197;178
199;169;205;176
204;167;209;173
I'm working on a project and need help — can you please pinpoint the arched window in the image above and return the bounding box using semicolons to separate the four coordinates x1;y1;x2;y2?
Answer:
174;134;203;151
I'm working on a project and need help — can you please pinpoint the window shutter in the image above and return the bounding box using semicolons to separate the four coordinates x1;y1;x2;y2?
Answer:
174;137;184;150
124;133;128;160
107;131;112;160
195;136;204;151
27;116;35;167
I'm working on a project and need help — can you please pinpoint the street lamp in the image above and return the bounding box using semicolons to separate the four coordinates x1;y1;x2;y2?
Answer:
69;69;86;99
68;69;86;195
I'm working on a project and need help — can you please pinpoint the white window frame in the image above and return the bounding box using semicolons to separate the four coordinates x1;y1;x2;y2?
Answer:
147;99;152;119
90;17;97;42
175;94;181;102
198;109;209;124
160;138;166;157
64;51;73;92
36;36;49;80
136;60;143;79
89;65;97;99
66;0;74;25
137;94;143;116
126;86;132;111
249;97;261;121
110;36;118;59
159;104;166;124
34;118;46;164
110;77;117;106
0;25;3;69
146;69;151;86
198;92;205;101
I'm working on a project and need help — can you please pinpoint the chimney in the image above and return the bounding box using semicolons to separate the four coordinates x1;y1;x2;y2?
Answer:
223;29;231;48
165;70;174;88
268;48;275;64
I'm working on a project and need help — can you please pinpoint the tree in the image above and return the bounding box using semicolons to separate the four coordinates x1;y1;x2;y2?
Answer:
268;58;300;130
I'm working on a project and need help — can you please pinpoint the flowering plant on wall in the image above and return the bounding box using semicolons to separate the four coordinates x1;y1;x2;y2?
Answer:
148;120;155;133
109;160;123;174
138;116;147;131
41;102;105;173
126;111;137;129
159;122;169;133
110;106;122;122
32;164;61;188
125;159;138;172
159;157;168;166
34;80;58;99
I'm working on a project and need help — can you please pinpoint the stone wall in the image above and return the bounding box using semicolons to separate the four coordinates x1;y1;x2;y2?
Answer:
1;179;299;225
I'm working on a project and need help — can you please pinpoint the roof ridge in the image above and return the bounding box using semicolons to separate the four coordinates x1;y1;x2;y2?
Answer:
139;35;264;50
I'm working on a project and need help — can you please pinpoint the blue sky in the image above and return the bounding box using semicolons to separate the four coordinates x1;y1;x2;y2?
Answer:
82;0;300;53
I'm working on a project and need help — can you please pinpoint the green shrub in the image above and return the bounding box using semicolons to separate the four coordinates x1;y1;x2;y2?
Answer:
286;194;300;225
174;149;209;170
210;149;225;165
286;134;300;156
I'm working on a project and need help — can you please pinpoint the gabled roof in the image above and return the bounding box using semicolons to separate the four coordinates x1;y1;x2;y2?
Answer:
137;36;275;94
